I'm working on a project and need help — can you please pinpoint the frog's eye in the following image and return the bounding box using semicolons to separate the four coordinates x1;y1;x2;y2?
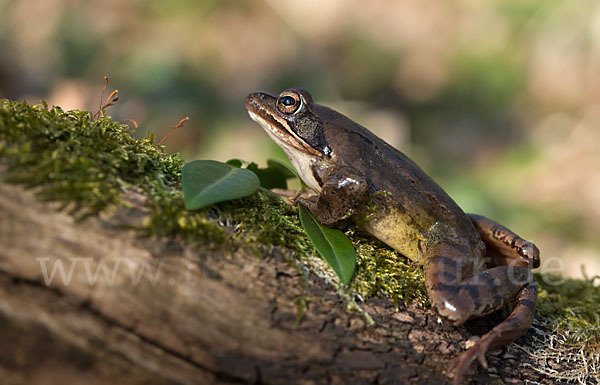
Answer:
277;92;302;115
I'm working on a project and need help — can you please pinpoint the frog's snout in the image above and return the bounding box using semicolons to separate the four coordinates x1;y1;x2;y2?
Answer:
244;92;263;111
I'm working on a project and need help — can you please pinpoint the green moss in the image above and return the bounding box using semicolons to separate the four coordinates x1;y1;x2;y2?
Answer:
216;190;314;256
349;229;428;308
0;99;313;255
142;180;228;245
0;99;182;219
536;273;600;345
516;273;600;384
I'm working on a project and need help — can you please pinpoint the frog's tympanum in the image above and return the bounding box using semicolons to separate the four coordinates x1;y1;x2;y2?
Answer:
246;89;540;384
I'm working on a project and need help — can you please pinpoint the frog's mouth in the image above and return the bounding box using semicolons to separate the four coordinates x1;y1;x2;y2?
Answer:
245;92;322;157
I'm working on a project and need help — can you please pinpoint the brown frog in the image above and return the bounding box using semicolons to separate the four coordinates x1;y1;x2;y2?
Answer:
245;88;540;384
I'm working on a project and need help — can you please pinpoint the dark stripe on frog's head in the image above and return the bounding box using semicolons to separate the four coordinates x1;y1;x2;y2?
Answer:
245;89;330;158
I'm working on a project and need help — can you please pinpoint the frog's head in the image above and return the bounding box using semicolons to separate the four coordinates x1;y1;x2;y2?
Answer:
245;89;333;190
245;88;332;158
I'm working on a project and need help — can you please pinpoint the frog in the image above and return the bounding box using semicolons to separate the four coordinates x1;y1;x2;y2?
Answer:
245;88;540;384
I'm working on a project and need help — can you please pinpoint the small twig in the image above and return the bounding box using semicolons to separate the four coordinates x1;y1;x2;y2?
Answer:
120;119;139;129
155;117;189;149
96;76;108;116
93;76;119;119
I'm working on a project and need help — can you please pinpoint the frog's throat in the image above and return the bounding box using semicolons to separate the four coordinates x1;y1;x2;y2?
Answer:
247;110;324;192
246;108;321;157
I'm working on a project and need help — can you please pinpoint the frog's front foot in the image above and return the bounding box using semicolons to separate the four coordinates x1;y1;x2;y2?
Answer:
293;195;318;209
294;167;369;227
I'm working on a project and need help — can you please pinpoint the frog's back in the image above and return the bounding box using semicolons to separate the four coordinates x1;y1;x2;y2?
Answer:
316;104;479;259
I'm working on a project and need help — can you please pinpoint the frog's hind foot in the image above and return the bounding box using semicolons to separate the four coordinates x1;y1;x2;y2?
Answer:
446;281;537;385
446;330;495;385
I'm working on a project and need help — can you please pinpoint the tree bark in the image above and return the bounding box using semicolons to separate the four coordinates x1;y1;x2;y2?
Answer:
0;181;556;385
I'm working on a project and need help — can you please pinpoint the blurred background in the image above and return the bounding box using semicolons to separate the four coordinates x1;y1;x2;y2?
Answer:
1;0;599;279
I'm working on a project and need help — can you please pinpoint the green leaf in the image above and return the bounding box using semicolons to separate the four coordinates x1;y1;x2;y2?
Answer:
247;159;296;189
225;158;243;168
266;159;296;178
182;160;260;210
298;204;356;284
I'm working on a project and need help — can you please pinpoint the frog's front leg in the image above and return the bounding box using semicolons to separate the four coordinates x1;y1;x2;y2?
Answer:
295;167;369;227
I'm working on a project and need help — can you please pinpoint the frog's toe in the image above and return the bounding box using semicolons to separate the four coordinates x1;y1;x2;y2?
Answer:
447;332;495;383
447;352;476;385
294;195;318;207
476;349;489;369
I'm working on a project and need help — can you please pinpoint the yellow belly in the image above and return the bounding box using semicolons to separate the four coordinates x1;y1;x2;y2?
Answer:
362;207;427;262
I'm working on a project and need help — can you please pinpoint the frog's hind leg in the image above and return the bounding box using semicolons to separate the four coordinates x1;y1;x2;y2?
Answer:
445;279;537;385
424;243;536;384
424;240;533;326
442;215;540;384
468;213;540;269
